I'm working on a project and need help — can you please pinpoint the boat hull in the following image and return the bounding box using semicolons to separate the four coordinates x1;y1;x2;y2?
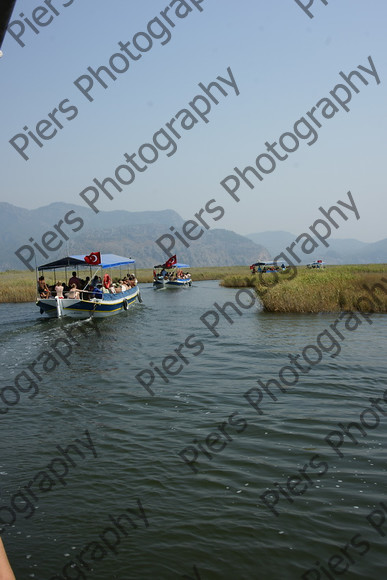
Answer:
153;278;165;288
37;287;140;318
153;278;192;288
165;278;192;287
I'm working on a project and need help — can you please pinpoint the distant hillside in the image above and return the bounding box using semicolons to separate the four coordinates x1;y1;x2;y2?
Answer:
3;203;384;272
0;202;269;270
246;230;386;265
247;231;296;257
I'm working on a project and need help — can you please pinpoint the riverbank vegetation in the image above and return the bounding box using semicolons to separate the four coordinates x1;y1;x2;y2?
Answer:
1;265;386;312
221;264;387;312
0;266;247;303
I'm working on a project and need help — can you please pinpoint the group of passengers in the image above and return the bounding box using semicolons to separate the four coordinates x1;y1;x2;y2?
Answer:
250;264;287;274
154;268;191;280
38;272;90;299
109;275;137;294
38;271;137;300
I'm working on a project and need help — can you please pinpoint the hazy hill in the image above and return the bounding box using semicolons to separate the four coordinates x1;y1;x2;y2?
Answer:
2;202;385;272
0;202;269;270
247;231;296;257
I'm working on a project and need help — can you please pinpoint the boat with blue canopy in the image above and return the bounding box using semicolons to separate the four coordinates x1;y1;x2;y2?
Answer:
250;261;287;273
153;256;192;288
36;252;141;318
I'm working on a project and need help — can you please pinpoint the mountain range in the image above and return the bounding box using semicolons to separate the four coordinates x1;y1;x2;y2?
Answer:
0;202;269;271
246;231;387;265
0;202;385;271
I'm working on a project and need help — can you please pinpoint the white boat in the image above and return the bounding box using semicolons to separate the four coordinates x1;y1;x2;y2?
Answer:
153;259;192;289
307;260;326;269
36;253;141;319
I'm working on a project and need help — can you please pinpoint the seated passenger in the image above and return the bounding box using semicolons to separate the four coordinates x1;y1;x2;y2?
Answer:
38;276;51;298
67;283;80;299
91;275;100;288
83;285;93;299
92;285;103;299
55;281;64;298
69;271;81;288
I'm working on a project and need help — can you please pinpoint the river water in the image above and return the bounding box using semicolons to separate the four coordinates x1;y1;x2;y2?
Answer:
0;280;386;580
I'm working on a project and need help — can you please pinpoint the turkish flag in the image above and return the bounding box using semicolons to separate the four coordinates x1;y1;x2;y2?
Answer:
165;255;177;269
84;252;101;265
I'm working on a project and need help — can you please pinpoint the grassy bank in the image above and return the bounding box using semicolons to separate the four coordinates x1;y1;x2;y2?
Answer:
0;270;38;303
3;265;386;311
222;265;387;312
0;266;247;303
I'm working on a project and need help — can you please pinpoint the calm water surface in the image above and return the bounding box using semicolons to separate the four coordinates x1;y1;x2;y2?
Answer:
0;281;386;579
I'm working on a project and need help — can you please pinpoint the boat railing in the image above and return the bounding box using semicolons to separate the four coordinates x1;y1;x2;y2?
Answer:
38;282;138;302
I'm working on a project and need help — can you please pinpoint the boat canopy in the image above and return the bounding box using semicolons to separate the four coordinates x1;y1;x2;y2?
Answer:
251;261;278;267
154;262;190;269
38;254;135;271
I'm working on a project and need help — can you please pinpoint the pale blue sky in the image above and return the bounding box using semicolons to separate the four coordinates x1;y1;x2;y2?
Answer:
1;0;386;243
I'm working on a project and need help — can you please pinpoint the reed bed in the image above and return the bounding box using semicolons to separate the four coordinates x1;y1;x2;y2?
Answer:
0;270;38;303
189;265;247;281
220;275;256;288
221;265;387;312
254;265;387;313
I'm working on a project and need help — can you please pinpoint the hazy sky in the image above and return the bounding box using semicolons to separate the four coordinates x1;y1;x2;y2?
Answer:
1;0;386;243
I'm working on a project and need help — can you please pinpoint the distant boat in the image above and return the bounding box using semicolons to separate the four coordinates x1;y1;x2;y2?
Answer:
306;260;326;269
36;253;141;318
250;261;286;273
153;256;192;289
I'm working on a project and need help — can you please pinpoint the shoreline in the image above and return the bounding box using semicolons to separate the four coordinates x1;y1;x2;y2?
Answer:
0;266;248;304
1;265;387;312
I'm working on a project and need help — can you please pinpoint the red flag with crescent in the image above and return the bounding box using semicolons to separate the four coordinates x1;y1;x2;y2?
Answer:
84;252;101;265
164;255;177;269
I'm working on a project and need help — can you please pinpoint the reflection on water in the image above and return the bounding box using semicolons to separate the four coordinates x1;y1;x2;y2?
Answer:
0;281;386;579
